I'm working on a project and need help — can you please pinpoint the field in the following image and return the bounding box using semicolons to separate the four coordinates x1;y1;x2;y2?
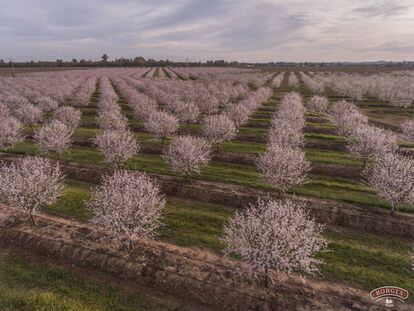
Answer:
0;67;413;309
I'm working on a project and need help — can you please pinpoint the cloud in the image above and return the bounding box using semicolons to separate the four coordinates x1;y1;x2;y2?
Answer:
0;0;413;62
352;1;408;18
359;41;414;54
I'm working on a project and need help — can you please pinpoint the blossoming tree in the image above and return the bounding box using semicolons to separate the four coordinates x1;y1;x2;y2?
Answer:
223;199;327;285
0;156;65;225
88;170;165;248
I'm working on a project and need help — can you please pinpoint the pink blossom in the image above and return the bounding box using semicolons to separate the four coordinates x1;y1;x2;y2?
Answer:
365;152;414;213
97;110;128;131
0;103;11;118
0;116;24;149
2;95;31;110
267;91;306;147
71;76;97;107
328;100;356;121
131;98;158;121
202;114;236;144
35;96;59;113
273;92;305;130
271;72;284;88
0;156;65;225
288;72;299;88
256;144;311;192
53;106;82;130
144;110;179;141
329;100;368;137
198;96;220;115
94;129;139;165
34;120;73;155
164;135;211;175
223;198;327;276
336;110;369;137
88;170;165;246
175;101;200;123
267;121;304;148
347;124;396;166
401;119;414;141
300;73;325;93
225;104;250;127
14;103;43;126
307;95;329;113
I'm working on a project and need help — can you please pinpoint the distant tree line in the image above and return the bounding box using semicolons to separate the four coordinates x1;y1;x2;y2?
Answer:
0;56;412;68
0;55;241;68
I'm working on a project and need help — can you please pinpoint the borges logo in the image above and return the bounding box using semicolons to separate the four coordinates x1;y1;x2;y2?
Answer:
370;286;409;306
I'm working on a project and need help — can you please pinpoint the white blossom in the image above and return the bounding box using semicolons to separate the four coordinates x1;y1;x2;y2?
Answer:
0;156;64;225
88;170;165;246
223;198;327;276
164;135;211;175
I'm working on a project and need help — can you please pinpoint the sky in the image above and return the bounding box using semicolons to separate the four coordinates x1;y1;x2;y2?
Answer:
0;0;413;62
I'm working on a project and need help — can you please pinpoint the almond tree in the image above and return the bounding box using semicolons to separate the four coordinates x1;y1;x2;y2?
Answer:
97;110;127;132
329;100;368;137
329;100;355;121
131;97;158;121
198;96;220;115
267;121;304;148
36;96;59;113
0;116;24;149
202;114;236;145
164;135;211;175
401;119;414;141
288;72;299;88
71;75;97;107
2;95;29;108
335;110;369;137
347;124;397;168
34;120;73;155
0;103;11;118
256;144;311;192
175;101;200;123
365;152;414;214
144;110;179;144
14;103;43;126
225;104;250;127
94;129;139;166
223;198;327;284
0;156;65;225
53;106;82;130
273;92;305;131
88;170;165;248
307;95;329;114
301;73;325;94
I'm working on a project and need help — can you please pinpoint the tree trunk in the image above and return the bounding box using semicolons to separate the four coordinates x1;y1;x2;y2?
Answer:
29;210;36;226
276;190;283;199
362;158;367;170
264;267;269;288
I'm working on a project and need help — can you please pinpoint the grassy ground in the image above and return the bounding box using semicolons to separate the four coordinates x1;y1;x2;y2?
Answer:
7;139;404;212
41;179;414;301
0;251;178;311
